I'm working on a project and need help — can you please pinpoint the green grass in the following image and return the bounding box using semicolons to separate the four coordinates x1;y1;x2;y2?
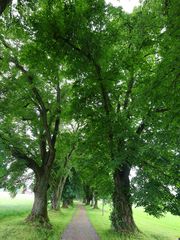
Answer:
86;204;180;240
0;193;33;220
0;192;76;240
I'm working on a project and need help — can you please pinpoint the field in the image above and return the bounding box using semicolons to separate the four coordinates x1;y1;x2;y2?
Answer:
0;193;179;240
0;192;76;240
86;204;180;240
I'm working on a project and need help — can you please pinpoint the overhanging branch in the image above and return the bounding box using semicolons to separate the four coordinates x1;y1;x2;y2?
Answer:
123;75;134;110
51;82;61;147
0;133;40;174
0;38;53;150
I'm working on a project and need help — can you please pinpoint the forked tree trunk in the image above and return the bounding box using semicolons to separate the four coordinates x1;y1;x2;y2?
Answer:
51;175;68;211
110;164;138;234
26;172;50;227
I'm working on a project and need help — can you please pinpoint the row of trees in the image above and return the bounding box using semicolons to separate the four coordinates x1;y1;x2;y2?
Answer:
0;0;179;235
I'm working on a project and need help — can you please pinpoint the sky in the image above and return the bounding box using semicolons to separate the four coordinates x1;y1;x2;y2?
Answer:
106;0;140;13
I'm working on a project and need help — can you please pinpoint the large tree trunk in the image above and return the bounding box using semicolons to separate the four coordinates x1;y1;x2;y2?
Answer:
26;172;50;227
110;164;138;234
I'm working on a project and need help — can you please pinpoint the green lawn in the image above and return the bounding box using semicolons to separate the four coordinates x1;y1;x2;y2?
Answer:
86;204;180;240
1;193;179;240
0;192;76;240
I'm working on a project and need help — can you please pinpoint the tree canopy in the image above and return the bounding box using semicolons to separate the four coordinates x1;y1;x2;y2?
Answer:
0;0;179;234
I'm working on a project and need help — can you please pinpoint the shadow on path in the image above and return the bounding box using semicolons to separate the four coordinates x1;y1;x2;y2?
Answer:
61;204;99;240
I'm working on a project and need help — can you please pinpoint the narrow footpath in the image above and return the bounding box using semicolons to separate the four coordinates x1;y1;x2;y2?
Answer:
61;204;100;240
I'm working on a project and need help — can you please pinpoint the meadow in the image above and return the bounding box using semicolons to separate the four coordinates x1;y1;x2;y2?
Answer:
86;204;180;240
0;193;179;240
0;192;76;240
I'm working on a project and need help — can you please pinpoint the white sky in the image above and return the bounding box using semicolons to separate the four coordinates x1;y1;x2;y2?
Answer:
106;0;140;13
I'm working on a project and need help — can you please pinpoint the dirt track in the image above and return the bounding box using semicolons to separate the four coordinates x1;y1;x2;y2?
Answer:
61;204;99;240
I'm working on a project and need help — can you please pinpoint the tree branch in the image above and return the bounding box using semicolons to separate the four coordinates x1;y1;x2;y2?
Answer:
136;107;169;135
140;160;179;182
63;143;76;169
155;108;169;113
53;33;91;61
0;134;40;175
0;38;53;150
136;121;145;135
53;32;116;160
39;131;47;162
51;82;61;147
11;147;40;175
123;74;134;110
0;0;12;15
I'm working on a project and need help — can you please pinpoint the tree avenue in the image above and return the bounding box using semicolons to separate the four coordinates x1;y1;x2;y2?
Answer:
0;0;179;236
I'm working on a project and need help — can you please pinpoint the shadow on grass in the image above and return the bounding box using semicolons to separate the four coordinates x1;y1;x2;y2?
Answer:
98;228;147;240
150;234;169;240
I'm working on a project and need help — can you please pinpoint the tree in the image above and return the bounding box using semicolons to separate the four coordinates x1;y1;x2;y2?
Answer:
42;0;179;233
50;124;79;210
74;124;113;207
0;0;179;235
61;168;81;208
0;3;66;225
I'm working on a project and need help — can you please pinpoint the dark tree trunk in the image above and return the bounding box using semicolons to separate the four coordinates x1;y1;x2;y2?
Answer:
86;196;91;205
26;172;50;227
51;192;60;211
0;0;11;15
110;164;138;234
62;199;69;208
94;197;98;209
83;185;93;205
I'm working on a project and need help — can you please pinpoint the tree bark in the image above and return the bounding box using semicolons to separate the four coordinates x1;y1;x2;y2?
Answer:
93;195;98;209
51;191;59;211
110;164;138;234
51;175;68;210
0;0;11;15
26;172;50;227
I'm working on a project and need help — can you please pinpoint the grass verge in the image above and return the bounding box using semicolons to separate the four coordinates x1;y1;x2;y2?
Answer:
86;204;180;240
0;192;76;240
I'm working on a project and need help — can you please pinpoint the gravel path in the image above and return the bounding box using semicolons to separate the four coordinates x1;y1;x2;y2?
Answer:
61;204;100;240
